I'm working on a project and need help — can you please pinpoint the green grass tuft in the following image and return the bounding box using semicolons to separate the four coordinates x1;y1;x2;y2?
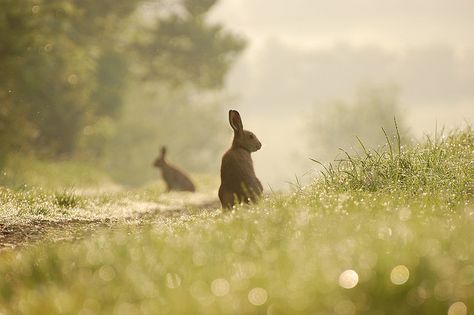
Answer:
53;190;83;210
312;125;474;206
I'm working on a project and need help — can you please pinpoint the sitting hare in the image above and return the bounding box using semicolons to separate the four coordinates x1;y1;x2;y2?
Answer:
153;146;196;192
219;110;263;208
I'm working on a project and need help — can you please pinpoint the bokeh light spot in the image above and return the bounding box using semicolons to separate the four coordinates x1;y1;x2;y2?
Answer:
338;270;359;289
68;74;79;85
390;265;410;285
211;278;230;297
248;287;268;306
448;301;467;315
98;265;115;282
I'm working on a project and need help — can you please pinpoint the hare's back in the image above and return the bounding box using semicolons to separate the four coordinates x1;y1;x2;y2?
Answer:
165;165;195;191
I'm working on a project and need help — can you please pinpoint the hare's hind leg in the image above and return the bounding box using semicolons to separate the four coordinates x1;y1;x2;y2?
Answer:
218;188;235;209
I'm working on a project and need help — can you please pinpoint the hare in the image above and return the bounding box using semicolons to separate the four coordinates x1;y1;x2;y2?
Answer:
153;146;196;192
218;110;263;208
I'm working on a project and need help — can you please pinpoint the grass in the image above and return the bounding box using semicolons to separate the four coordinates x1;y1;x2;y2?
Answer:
0;154;115;190
53;190;84;209
312;124;473;205
0;126;473;314
0;155;218;225
0;184;217;226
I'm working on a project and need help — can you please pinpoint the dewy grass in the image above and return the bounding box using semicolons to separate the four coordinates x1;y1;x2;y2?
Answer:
54;189;84;209
0;126;472;314
0;188;473;314
312;124;473;205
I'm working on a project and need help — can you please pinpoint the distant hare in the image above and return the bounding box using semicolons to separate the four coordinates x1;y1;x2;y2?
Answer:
219;110;263;208
153;146;196;192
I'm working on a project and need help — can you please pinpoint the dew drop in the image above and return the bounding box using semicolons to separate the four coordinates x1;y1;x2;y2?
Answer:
211;278;230;297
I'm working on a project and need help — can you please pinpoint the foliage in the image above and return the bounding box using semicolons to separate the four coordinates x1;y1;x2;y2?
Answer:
0;0;245;158
307;85;411;160
0;0;139;156
132;3;245;89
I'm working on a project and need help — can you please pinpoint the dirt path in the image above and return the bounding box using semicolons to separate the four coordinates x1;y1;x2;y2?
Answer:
0;198;221;250
0;219;108;250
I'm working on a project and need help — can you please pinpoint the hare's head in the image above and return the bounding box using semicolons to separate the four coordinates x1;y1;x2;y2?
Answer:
153;146;167;168
229;110;262;152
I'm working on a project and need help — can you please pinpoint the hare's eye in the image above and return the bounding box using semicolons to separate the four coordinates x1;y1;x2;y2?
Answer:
249;134;255;139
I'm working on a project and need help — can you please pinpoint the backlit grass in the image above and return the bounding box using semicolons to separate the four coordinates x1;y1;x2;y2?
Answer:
0;127;472;315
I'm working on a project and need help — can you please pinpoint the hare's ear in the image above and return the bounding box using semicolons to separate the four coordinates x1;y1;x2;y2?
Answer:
161;146;167;158
229;110;243;133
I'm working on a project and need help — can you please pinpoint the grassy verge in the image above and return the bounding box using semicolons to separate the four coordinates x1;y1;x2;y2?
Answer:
0;183;218;227
0;127;472;314
0;153;219;225
312;124;473;198
0;154;115;190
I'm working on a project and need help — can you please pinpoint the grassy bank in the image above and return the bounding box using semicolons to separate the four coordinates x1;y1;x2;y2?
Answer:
0;127;472;314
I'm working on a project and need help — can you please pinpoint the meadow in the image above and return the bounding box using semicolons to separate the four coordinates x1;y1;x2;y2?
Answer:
0;126;472;315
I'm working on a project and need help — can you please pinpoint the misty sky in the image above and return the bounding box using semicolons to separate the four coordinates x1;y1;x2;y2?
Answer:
211;0;474;51
209;0;474;188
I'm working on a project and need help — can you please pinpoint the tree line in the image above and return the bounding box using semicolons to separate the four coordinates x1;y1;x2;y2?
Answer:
0;0;245;165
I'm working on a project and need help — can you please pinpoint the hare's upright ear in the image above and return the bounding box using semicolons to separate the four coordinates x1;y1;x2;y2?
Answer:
229;110;243;133
161;146;167;158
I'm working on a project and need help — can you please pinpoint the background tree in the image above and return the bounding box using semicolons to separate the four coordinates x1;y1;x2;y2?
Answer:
130;0;245;88
0;0;140;157
0;0;245;167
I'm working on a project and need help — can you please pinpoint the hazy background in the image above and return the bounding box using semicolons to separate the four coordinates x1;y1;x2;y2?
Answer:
1;0;472;191
209;0;474;188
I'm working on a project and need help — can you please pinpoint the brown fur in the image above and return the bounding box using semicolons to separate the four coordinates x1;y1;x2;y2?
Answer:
153;147;196;192
219;110;263;208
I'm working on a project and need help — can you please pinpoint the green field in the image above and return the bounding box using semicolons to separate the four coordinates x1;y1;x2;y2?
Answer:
0;127;473;315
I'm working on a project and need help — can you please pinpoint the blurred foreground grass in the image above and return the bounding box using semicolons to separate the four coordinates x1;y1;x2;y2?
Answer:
0;127;473;314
